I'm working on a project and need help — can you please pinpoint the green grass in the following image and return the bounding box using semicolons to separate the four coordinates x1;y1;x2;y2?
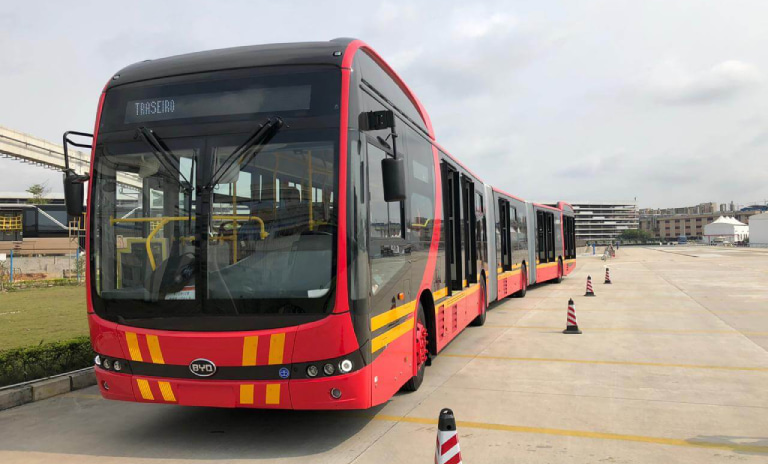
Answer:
0;286;89;351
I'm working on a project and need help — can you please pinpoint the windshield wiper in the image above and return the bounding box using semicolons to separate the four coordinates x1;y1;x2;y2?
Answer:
203;117;284;191
135;127;194;193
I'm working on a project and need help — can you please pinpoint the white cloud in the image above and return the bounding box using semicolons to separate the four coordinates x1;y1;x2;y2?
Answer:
645;59;763;105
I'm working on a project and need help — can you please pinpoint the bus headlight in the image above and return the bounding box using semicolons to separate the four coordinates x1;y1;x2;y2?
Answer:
113;360;122;371
323;363;335;376
306;365;319;377
94;355;102;366
102;358;112;370
339;359;353;374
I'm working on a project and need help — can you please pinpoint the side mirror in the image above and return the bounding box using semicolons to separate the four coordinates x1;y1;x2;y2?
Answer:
62;131;93;218
382;157;406;202
64;171;86;217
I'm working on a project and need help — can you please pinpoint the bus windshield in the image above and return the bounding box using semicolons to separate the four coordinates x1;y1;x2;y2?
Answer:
90;67;340;327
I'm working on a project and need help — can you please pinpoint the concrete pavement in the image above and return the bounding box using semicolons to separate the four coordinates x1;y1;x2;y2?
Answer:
0;246;766;463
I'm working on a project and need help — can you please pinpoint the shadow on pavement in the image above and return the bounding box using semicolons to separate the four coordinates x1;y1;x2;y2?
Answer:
0;388;385;460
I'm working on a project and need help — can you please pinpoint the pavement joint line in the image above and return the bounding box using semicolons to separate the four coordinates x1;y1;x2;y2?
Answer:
435;384;768;411
369;414;768;454
484;325;768;336
441;353;768;372
641;258;768;356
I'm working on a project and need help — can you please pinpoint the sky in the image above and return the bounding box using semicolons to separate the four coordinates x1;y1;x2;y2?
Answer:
1;0;767;208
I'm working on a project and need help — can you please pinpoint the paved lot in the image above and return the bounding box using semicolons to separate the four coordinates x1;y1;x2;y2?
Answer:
1;246;767;463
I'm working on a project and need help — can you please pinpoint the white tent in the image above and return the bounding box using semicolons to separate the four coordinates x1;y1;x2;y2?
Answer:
703;216;749;244
749;213;768;248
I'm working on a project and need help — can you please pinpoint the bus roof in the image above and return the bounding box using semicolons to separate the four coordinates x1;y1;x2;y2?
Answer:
106;39;356;90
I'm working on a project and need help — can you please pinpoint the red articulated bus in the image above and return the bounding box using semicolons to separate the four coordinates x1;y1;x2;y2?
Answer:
61;39;576;410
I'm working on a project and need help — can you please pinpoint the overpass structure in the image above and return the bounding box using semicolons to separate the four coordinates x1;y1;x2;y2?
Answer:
0;125;141;189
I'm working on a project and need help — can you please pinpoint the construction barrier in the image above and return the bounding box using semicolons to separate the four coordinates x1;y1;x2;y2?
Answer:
563;298;582;334
584;275;595;297
435;408;462;464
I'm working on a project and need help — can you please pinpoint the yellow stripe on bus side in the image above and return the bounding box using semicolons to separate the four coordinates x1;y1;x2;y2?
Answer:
537;262;558;269
265;384;281;405
433;287;448;301
242;336;259;366
498;270;521;280
158;381;175;402
145;335;165;364
240;385;254;405
371;300;416;332
136;379;153;400
268;333;286;365
371;317;415;353
125;332;143;362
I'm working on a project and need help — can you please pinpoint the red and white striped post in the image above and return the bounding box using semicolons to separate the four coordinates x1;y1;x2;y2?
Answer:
563;298;582;334
435;408;462;464
604;267;612;284
585;275;596;297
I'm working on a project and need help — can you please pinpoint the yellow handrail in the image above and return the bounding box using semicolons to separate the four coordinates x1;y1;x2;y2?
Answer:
110;215;269;270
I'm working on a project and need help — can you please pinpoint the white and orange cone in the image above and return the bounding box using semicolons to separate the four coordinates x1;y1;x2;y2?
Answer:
563;298;582;334
604;267;612;284
585;275;596;297
435;408;462;464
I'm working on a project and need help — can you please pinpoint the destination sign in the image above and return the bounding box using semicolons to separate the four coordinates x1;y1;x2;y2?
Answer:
124;85;312;124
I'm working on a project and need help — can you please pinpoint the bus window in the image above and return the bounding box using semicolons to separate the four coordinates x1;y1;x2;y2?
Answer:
537;211;546;263
442;163;462;292
462;176;476;285
367;143;406;296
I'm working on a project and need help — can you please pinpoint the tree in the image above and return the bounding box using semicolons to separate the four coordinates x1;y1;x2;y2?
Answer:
619;229;651;242
26;183;51;205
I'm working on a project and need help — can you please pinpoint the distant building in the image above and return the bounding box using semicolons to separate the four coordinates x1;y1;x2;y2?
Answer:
749;213;768;248
703;216;748;244
640;210;760;240
569;202;638;244
639;202;718;216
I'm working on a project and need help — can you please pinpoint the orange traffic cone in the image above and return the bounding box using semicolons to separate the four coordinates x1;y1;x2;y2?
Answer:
435;408;462;464
585;275;596;296
604;267;612;284
563;298;582;334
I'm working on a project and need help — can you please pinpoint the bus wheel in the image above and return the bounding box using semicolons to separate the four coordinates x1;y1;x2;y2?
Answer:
402;304;428;392
554;259;563;284
515;265;528;298
470;279;487;326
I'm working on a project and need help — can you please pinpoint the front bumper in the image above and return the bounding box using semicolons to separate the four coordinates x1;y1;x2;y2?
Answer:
94;364;371;410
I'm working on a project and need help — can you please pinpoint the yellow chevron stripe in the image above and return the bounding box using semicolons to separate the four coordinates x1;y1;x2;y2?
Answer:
371;300;416;332
145;335;165;364
240;384;254;405
242;336;259;366
371;316;415;353
268;333;285;365
158;381;176;402
265;384;281;405
125;332;143;362
136;378;153;400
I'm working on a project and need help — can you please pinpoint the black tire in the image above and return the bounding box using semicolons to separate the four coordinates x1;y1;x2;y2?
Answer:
402;304;427;392
514;265;528;298
470;279;487;326
554;259;563;284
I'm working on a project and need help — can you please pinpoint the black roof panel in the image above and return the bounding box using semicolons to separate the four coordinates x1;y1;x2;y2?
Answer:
107;39;356;89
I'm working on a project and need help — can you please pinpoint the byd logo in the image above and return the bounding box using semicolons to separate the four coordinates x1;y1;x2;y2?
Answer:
189;358;217;377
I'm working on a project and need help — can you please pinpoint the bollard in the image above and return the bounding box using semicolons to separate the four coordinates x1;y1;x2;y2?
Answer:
563;298;582;334
435;408;462;464
584;275;595;297
604;267;612;284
